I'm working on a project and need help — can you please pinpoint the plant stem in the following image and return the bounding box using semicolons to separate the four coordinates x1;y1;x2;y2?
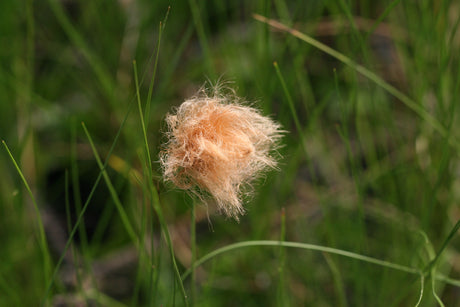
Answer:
2;141;51;286
190;199;197;306
277;208;287;307
182;240;421;281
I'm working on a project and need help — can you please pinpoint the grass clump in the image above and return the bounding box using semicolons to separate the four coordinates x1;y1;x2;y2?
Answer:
1;0;460;306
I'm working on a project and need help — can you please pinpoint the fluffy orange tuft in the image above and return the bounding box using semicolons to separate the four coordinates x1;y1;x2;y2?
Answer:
160;90;283;219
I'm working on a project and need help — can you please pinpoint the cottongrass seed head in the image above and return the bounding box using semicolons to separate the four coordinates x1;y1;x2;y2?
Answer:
160;87;283;220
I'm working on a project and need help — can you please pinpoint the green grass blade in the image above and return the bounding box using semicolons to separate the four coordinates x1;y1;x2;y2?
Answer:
364;0;402;41
134;52;188;306
133;61;153;172
435;275;460;288
45;0;114;99
431;268;445;307
145;7;170;125
425;219;460;274
190;200;197;306
43;164;104;303
81;122;138;244
157;23;194;95
335;0;367;57
42;101;135;301
25;0;34;108
150;185;188;306
187;0;215;76
253;14;459;152
414;273;425;307
276;208;288;307
273;61;309;158
323;253;348;307
63;170;82;295
2;140;51;285
70;119;89;249
181;240;421;280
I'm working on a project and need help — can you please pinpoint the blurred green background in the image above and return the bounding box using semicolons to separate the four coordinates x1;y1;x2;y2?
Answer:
1;0;460;306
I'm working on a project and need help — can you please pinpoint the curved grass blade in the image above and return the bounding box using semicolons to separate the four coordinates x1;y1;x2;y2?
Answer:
2;141;51;285
414;272;425;307
181;240;420;280
253;14;460;153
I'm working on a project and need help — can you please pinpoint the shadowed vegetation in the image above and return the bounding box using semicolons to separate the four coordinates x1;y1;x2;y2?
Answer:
1;0;460;306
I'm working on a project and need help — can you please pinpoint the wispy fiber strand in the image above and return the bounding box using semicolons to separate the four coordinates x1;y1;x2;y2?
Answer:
161;89;283;219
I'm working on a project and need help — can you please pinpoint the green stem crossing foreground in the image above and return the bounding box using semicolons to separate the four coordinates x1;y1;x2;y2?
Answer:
181;240;419;280
181;240;460;288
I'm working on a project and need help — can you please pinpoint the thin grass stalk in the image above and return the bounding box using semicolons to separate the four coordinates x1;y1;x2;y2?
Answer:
153;235;165;303
133;153;152;307
187;0;214;77
88;196;114;247
418;228;436;301
131;163;149;307
274;64;360;305
273;62;308;157
182;239;460;302
43;163;104;303
431;266;445;307
323;253;347;307
190;199;197;306
133;60;189;306
81;122;138;244
276;208;287;307
182;240;422;281
272;0;316;114
274;61;321;195
364;0;402;41
273;0;290;22
335;0;371;65
435;275;460;287
145;8;170;125
425;219;460;274
333;69;367;247
149;210;158;306
253;14;460;153
25;0;33;84
414;273;425;307
133;61;153;172
2;141;51;286
157;23;194;95
46;0;113;100
70;119;89;249
423;131;454;228
131;14;168;299
42;95;135;303
131;260;143;307
152;192;188;306
25;0;34;118
64;171;85;300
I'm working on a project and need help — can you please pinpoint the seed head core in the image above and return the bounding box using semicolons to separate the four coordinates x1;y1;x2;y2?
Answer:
160;90;283;219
